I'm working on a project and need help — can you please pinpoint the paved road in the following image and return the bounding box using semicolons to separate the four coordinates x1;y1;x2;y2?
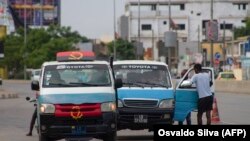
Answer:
0;80;250;141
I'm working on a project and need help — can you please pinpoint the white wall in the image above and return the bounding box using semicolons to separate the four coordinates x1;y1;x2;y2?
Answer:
126;0;249;60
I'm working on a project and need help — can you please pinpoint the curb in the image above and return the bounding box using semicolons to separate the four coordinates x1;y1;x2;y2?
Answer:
2;80;31;84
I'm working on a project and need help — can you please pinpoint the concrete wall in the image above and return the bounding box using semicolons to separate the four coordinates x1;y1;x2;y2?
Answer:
173;79;250;94
215;80;250;94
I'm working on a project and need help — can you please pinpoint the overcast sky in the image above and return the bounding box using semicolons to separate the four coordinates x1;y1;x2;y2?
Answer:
61;0;126;40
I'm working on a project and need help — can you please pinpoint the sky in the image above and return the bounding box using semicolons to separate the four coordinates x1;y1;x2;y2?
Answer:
61;0;126;40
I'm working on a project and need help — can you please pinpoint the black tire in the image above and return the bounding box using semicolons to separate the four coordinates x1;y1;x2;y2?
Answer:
39;134;55;141
39;134;47;141
102;131;117;141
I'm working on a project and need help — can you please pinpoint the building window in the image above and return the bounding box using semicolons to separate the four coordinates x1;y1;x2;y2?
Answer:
233;3;248;10
151;4;157;11
240;43;245;55
202;20;217;29
243;4;246;10
220;23;233;30
26;0;32;4
142;24;152;30
163;21;167;25
202;20;210;29
33;0;41;4
180;4;185;10
177;24;185;30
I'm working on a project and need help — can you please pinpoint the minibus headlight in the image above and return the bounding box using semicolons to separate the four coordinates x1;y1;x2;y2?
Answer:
101;102;116;112
40;104;55;114
118;100;123;108
159;99;174;108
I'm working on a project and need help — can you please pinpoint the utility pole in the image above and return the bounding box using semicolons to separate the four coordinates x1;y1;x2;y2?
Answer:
231;27;235;62
210;0;214;67
175;29;178;72
223;21;226;68
137;0;141;59
113;0;116;60
152;29;154;60
198;25;201;53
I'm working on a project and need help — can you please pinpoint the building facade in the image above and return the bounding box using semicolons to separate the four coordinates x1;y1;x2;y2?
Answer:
9;0;60;27
0;0;15;33
121;0;250;61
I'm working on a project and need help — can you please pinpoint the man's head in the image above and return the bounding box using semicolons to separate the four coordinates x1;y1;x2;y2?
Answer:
193;63;202;73
181;69;188;77
181;69;188;80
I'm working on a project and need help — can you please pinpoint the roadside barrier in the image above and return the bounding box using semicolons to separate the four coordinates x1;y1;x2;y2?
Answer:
0;93;18;99
211;97;221;123
215;80;250;94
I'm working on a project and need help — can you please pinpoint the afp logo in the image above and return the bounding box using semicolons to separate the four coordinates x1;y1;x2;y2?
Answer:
70;106;83;120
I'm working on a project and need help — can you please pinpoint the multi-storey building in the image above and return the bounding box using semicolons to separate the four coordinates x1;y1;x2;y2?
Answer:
0;0;15;33
120;0;250;61
9;0;60;27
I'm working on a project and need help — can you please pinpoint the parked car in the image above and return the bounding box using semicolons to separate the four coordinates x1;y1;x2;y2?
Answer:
31;69;41;81
216;72;236;80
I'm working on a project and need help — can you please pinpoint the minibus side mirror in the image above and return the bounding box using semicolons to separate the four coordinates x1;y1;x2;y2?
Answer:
31;80;39;91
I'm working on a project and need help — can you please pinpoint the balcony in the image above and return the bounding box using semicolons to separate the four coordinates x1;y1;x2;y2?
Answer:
130;11;159;18
129;10;188;19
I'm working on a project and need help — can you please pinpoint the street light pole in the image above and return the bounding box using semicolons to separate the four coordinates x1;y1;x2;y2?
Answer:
24;0;27;80
138;0;140;42
198;25;201;53
210;0;214;67
168;0;171;31
168;0;172;69
40;0;43;27
113;0;116;60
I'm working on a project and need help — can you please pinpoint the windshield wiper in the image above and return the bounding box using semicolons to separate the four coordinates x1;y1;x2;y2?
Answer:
49;83;74;87
122;82;144;88
135;81;169;88
69;82;110;87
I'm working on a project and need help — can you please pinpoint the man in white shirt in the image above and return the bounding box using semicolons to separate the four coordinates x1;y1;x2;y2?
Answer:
191;64;213;125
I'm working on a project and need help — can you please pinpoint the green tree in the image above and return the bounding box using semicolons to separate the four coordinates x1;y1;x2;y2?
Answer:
1;25;88;79
234;18;250;39
107;39;136;60
1;28;24;76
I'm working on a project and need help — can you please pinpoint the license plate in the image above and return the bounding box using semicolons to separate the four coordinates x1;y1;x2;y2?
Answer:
134;115;148;123
71;126;86;135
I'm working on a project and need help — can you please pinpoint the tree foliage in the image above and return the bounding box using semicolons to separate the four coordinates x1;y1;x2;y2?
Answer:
107;39;136;60
234;18;250;39
0;25;88;78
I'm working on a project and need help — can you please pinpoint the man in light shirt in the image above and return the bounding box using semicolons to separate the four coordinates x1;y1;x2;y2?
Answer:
191;64;213;125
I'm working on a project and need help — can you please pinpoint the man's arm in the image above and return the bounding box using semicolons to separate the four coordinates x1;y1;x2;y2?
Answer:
210;81;213;86
190;74;197;84
208;73;213;86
